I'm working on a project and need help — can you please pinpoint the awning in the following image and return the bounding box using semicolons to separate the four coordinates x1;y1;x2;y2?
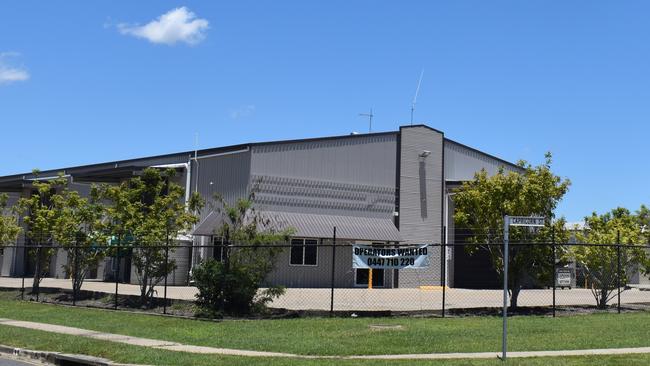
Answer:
191;211;225;236
72;165;146;183
261;211;401;242
0;178;29;192
191;210;402;242
261;211;402;242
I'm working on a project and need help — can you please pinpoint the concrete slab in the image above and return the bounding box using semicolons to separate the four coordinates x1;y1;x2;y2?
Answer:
1;277;648;312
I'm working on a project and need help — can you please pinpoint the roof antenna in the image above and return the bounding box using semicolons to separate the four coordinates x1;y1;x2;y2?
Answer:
194;132;199;160
359;108;374;133
410;69;424;125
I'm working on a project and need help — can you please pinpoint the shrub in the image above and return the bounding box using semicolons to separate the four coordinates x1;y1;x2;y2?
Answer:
192;257;285;317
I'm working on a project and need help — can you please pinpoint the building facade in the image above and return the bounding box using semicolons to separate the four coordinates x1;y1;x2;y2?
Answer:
0;125;520;288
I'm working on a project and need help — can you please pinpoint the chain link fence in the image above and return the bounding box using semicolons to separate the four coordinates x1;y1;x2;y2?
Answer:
1;240;648;318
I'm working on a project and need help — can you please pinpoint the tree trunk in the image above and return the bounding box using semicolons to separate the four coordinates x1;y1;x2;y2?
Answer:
140;271;148;305
31;248;41;293
509;277;522;310
31;263;40;293
73;268;86;295
510;287;521;310
598;288;609;309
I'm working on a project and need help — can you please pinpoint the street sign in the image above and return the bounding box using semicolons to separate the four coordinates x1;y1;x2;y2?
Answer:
508;216;545;227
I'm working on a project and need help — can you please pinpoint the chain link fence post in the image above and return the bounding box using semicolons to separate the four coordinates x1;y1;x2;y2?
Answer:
73;244;79;306
21;245;26;301
617;230;621;314
329;226;336;316
441;231;446;318
552;226;556;318
163;240;169;315
35;245;41;302
502;217;510;361
114;241;120;310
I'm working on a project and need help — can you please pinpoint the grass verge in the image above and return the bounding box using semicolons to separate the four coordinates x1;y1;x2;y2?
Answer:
2;325;650;366
0;292;649;357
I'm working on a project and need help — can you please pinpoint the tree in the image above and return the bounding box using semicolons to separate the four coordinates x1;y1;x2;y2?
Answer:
50;184;107;295
102;168;202;305
0;193;21;247
16;171;68;293
453;153;571;310
192;192;293;317
573;207;648;309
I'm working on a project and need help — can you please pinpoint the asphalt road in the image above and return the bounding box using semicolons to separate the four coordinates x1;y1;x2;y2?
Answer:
0;355;47;366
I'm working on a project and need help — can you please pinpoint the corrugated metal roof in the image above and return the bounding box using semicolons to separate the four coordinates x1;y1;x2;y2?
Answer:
261;211;402;242
191;211;224;236
192;209;402;242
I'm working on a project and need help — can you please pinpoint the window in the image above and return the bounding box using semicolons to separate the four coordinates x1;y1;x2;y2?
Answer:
290;238;318;266
211;236;225;262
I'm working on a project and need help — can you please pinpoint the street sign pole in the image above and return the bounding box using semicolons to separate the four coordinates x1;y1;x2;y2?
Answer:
501;215;545;362
502;216;509;361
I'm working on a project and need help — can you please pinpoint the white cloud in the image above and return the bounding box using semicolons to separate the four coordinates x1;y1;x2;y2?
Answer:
230;105;256;119
118;7;209;45
0;52;29;85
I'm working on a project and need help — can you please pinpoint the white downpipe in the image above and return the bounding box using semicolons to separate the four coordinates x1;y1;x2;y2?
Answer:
184;160;191;205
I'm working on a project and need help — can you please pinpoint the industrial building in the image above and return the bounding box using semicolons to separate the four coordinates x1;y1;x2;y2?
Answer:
0;124;520;288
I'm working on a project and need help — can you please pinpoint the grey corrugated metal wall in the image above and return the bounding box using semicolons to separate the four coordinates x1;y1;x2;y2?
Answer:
191;149;252;223
250;134;397;219
397;126;444;288
250;134;398;288
189;150;252;275
264;238;393;288
444;140;520;182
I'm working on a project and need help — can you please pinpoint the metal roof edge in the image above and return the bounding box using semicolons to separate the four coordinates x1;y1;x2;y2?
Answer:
0;131;403;180
444;138;523;172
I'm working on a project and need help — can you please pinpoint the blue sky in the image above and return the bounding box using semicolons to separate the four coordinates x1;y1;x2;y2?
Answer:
0;1;648;222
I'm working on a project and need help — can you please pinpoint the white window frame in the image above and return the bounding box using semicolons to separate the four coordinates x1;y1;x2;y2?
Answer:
289;238;319;267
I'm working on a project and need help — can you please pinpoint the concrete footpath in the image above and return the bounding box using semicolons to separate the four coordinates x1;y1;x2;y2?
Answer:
1;318;650;361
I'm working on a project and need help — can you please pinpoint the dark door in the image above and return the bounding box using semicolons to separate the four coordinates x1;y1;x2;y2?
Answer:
355;268;385;287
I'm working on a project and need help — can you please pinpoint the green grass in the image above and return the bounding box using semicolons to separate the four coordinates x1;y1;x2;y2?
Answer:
2;299;650;356
0;292;649;359
2;325;650;366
